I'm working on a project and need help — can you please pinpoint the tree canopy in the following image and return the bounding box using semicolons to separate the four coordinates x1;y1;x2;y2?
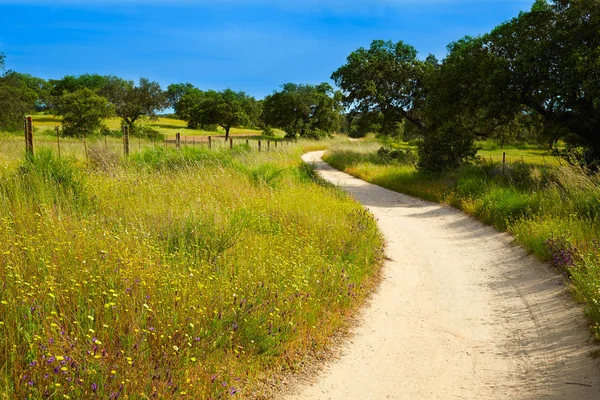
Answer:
262;83;342;138
55;88;113;136
0;54;37;131
111;78;167;128
331;40;433;136
333;0;600;170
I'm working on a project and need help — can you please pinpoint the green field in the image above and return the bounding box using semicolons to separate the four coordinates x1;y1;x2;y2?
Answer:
0;134;383;398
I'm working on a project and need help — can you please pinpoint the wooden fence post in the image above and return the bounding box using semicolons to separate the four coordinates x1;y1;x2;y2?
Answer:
246;139;249;146
176;132;181;150
123;125;130;156
230;138;233;149
267;140;270;150
258;140;261;152
83;128;89;164
208;136;212;149
24;116;34;157
55;126;61;158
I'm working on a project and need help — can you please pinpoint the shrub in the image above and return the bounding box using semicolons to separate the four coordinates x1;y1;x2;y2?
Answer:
418;123;478;172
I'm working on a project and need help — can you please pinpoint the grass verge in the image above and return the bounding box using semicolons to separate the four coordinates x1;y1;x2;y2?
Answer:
0;140;383;398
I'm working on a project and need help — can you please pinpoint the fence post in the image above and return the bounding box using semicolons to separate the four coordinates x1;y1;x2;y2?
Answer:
275;140;277;149
246;139;249;146
258;140;261;152
230;138;233;149
208;136;212;149
24;116;34;157
267;140;270;150
55;125;61;158
502;152;506;174
83;128;89;164
123;125;130;156
176;132;181;150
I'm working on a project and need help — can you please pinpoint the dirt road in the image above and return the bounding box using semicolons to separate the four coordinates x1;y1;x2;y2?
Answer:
286;151;600;399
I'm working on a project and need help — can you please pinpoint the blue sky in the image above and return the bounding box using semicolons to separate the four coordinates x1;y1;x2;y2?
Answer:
0;0;533;99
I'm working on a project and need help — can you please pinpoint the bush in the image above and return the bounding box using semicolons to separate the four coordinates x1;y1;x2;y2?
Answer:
418;123;478;172
130;124;165;141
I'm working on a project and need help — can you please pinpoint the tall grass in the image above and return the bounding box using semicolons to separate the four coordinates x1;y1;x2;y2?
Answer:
0;142;382;398
324;141;600;338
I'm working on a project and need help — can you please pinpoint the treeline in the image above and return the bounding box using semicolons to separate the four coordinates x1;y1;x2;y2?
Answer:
0;54;343;140
332;0;599;170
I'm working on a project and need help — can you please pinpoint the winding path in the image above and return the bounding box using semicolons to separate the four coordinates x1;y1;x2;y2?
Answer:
285;151;600;400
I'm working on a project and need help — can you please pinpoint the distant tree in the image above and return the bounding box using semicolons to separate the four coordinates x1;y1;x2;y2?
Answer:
49;74;112;109
8;72;51;111
178;89;257;139
0;55;37;131
55;88;113;137
111;78;167;129
166;82;196;109
262;83;342;138
202;89;257;140
174;87;206;128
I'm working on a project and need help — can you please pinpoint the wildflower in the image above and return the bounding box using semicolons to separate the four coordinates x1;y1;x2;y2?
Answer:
173;346;179;351
87;315;94;321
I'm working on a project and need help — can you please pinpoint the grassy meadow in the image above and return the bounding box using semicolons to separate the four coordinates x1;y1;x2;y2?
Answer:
0;130;383;398
324;140;600;339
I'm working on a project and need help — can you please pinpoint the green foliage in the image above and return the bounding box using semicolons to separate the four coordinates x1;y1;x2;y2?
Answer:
441;0;600;163
177;88;258;139
331;40;432;136
262;82;341;139
0;73;37;131
418;123;478;172
111;77;167;128
55;88;113;137
166;82;196;109
0;54;38;131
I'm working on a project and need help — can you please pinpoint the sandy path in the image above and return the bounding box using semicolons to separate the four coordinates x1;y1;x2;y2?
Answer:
285;151;600;400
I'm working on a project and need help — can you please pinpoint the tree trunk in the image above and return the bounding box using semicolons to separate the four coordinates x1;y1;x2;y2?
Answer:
225;126;230;141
